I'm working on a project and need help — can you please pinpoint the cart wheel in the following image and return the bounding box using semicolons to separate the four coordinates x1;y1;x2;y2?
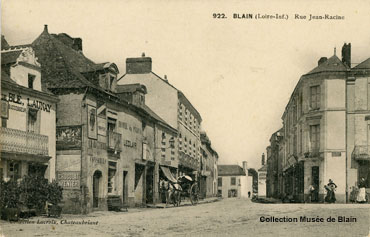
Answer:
190;183;199;205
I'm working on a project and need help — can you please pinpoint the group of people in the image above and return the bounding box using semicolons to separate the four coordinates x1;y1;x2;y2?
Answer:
312;178;367;203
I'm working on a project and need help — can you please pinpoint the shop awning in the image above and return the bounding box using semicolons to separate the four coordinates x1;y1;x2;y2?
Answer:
160;166;177;183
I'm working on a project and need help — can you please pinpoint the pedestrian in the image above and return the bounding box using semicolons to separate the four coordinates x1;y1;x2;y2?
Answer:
248;191;251;198
309;184;315;203
356;178;367;203
324;179;337;203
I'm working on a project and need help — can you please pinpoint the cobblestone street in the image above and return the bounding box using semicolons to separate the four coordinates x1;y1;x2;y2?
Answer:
1;198;369;237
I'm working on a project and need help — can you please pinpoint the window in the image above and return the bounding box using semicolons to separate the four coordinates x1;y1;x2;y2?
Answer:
218;177;222;187
8;162;21;180
310;86;321;110
310;124;320;151
28;74;35;89
299;93;303;116
179;133;182;151
231;177;236;185
1;118;7;128
27;108;38;133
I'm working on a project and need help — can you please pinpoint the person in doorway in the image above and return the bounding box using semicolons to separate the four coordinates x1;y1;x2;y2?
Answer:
324;179;337;203
356;178;367;203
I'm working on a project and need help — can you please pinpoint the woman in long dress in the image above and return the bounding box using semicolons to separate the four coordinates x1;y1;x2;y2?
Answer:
356;178;367;203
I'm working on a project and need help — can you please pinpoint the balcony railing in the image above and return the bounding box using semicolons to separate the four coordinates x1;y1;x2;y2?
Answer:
108;131;122;152
304;147;321;158
352;145;370;161
0;127;48;156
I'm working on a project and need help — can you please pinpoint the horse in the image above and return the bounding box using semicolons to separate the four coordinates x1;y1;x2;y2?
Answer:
160;180;180;207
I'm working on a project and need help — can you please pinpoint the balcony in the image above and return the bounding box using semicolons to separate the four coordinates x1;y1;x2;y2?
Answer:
304;147;321;158
108;131;122;152
0;127;48;156
352;145;370;161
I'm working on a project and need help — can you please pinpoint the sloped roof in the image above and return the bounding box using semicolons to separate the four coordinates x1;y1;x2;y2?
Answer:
30;27;103;90
218;165;246;176
1;35;10;49
305;55;348;75
353;58;370;70
1;70;16;84
116;83;147;94
1;50;22;65
141;104;177;133
258;165;267;172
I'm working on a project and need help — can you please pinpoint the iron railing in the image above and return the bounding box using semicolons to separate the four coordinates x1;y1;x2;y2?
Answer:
0;127;48;156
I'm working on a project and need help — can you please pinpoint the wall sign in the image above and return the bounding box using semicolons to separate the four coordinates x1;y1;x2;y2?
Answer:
57;171;80;190
1;92;52;112
97;117;107;136
56;126;82;149
87;105;97;139
90;156;107;165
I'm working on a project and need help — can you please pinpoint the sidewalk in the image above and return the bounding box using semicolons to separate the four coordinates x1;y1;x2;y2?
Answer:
146;196;221;208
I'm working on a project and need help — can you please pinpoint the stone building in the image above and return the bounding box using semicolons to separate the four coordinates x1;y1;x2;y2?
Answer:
347;55;370;198
9;25;177;213
266;129;283;199
118;55;202;179
200;131;219;198
1;43;58;182
276;43;370;203
217;165;246;198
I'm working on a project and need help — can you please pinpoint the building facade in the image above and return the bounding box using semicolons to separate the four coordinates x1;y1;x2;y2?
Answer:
266;129;283;199
12;25;178;213
200;132;219;198
217;165;246;198
1;45;58;182
268;43;370;203
118;55;203;179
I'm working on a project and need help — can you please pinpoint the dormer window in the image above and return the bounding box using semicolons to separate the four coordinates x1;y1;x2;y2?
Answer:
28;74;35;89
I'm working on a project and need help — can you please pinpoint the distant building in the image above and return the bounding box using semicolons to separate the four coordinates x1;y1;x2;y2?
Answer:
200;132;219;198
258;166;267;197
217;165;246;198
266;129;283;199
240;161;253;198
1;44;58;182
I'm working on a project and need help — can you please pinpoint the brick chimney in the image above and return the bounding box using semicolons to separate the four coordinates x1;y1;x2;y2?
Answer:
126;53;152;74
341;43;351;68
72;38;83;52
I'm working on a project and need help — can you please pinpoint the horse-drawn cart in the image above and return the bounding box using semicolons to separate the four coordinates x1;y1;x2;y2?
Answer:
160;174;199;207
172;175;199;206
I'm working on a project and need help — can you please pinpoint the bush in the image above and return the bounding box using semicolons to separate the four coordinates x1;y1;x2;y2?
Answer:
47;180;63;205
1;179;21;208
19;175;49;212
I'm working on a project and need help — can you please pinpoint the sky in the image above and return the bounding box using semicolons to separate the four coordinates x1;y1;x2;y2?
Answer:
2;0;370;170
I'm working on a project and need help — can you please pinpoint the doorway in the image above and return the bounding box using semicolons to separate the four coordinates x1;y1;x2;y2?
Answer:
122;171;128;205
93;170;102;208
146;166;154;204
311;166;319;202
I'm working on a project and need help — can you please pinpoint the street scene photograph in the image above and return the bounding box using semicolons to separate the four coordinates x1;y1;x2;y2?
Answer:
0;0;370;236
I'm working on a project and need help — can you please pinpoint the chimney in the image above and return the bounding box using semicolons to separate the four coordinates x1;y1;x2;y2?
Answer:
126;53;152;74
318;57;328;66
44;24;48;33
72;38;83;52
242;161;248;174
262;153;265;166
341;43;351;68
163;75;168;82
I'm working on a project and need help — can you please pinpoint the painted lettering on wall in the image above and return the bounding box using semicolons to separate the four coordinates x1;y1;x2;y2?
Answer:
124;139;137;148
1;92;52;112
57;171;80;190
90;156;106;165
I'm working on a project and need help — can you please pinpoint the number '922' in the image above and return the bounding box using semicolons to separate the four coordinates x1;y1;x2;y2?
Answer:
213;13;227;19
